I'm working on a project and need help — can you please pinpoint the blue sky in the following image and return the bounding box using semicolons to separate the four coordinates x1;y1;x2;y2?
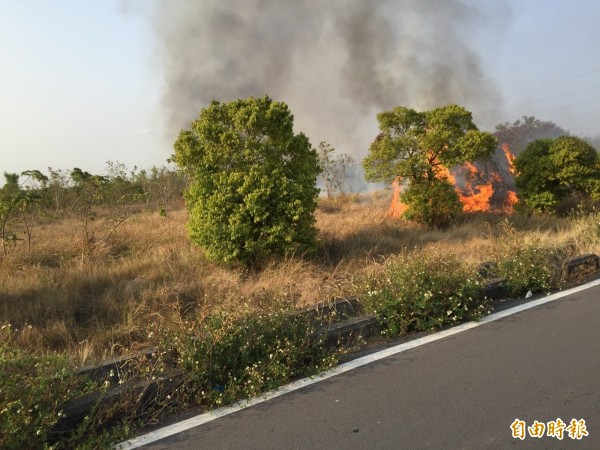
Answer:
2;0;600;176
1;1;162;174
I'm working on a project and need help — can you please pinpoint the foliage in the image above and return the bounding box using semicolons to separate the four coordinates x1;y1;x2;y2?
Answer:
27;163;183;216
154;307;336;406
487;220;556;296
21;170;49;189
172;96;320;265
355;252;488;337
362;104;497;227
515;136;600;214
496;246;554;297
317;141;356;197
0;193;21;255
1;193;597;445
550;136;600;197
0;324;95;449
494;115;569;155
513;138;558;213
0;162;185;256
401;178;463;229
0;174;42;255
2;173;21;195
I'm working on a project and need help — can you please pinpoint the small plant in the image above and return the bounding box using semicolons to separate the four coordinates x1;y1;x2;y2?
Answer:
355;251;488;337
488;220;556;296
495;247;554;296
0;324;96;449
153;305;337;406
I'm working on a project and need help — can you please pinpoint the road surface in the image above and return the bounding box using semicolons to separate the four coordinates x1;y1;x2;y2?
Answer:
125;282;600;449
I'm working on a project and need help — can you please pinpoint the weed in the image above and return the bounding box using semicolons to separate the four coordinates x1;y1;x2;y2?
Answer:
153;306;337;407
354;251;489;337
488;220;558;296
0;324;96;449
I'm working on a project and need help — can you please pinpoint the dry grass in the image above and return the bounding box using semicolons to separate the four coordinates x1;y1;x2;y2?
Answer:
2;191;599;363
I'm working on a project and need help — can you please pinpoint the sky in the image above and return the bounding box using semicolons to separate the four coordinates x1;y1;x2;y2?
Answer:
2;0;600;177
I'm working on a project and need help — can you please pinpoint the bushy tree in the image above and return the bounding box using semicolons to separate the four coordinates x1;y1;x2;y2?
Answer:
172;96;320;265
515;135;600;213
362;104;497;227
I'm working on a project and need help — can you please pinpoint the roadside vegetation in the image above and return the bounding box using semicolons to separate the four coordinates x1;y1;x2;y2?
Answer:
2;103;600;447
4;193;599;357
2;191;599;447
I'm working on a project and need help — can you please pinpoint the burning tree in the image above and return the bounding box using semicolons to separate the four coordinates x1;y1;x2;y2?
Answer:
363;104;497;228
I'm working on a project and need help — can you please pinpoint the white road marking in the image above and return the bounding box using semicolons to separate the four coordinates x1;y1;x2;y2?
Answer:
115;277;600;449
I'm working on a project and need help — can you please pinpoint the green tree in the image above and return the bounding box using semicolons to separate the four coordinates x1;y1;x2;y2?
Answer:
515;136;600;213
1;173;22;254
172;96;320;265
0;173;43;254
20;170;49;189
362;104;497;227
2;173;20;195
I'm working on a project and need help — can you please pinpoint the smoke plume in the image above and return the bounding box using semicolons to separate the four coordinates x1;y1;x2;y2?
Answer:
142;0;510;164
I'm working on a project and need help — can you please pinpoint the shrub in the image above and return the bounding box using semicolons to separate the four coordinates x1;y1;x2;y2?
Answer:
489;220;555;296
515;136;600;214
154;307;336;406
355;252;488;337
401;179;463;229
172;96;320;266
495;247;554;296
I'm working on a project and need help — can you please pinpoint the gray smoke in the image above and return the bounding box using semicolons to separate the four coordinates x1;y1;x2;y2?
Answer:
137;0;510;166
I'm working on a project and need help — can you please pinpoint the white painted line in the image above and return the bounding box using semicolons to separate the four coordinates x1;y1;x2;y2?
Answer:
115;277;600;449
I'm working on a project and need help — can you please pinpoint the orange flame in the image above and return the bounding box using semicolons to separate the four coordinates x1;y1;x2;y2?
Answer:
434;165;456;184
459;183;494;212
387;178;408;217
501;143;517;174
504;190;519;213
388;145;520;217
464;162;479;175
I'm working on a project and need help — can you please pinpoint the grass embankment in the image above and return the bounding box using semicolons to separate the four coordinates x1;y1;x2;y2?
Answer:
2;192;600;447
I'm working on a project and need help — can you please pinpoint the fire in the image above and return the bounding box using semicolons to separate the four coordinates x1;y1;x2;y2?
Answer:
388;143;519;217
504;191;519;213
459;183;495;212
464;162;479;175
387;178;408;217
501;143;517;174
434;164;455;184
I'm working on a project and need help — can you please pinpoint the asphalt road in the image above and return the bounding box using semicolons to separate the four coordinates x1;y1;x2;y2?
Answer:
138;284;600;449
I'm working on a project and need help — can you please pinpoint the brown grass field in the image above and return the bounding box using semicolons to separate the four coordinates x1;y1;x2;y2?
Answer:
1;190;599;364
